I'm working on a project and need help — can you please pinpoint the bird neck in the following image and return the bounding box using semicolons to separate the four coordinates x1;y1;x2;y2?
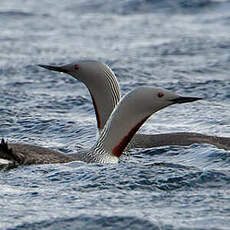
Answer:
86;70;121;131
93;96;150;159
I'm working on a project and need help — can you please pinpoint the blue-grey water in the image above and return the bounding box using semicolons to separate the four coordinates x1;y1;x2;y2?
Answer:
1;0;230;229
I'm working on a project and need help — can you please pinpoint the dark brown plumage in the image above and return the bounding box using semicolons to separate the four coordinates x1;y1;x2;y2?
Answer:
0;139;76;165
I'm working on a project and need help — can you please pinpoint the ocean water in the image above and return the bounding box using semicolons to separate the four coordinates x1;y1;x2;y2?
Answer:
1;0;230;229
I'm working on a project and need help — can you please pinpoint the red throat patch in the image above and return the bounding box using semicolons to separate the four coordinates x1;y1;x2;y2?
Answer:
112;116;149;158
74;64;79;70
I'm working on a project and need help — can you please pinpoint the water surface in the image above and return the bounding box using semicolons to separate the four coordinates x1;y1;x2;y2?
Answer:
1;0;230;229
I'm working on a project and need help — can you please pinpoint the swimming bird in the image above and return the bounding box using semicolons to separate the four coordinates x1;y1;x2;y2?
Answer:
0;87;201;165
39;60;230;151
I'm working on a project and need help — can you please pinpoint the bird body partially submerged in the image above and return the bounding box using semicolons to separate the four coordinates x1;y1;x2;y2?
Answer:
0;139;75;165
0;86;201;166
39;60;230;151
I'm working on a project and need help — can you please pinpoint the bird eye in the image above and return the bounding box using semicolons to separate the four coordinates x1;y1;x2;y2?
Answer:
158;92;164;98
74;64;79;70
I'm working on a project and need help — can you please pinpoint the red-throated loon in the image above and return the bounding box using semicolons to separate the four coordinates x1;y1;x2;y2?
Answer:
0;86;201;166
38;60;230;151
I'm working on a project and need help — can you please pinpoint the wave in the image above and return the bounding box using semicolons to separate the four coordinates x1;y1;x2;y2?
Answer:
9;215;168;230
0;10;34;17
67;0;230;15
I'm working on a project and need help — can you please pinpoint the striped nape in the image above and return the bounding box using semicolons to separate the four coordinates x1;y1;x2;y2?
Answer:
89;65;121;131
93;121;110;157
94;125;108;150
103;67;121;108
92;65;120;154
92;132;119;163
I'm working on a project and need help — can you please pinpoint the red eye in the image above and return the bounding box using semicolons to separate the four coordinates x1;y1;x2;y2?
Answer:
158;92;164;98
74;64;79;70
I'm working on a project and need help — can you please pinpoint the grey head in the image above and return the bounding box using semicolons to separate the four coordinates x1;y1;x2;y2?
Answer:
38;60;121;131
38;60;115;85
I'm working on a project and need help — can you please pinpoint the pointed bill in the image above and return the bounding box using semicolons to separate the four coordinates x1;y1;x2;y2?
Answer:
38;64;68;73
171;96;202;104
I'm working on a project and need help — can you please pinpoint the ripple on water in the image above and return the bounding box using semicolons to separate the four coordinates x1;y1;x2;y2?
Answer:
10;215;169;230
1;0;230;229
